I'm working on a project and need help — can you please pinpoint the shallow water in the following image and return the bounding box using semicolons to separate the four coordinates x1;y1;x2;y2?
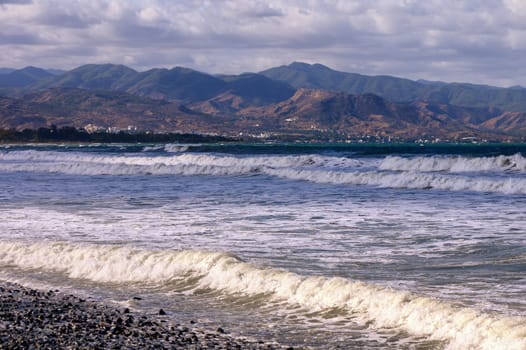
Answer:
1;143;525;349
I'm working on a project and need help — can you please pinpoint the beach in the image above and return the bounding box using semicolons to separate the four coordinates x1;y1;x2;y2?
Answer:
0;282;291;349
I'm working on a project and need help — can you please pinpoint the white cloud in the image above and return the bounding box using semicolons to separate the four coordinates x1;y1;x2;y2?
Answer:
0;0;524;87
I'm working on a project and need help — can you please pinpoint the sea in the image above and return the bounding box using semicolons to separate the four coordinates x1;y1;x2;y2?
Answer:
0;142;525;349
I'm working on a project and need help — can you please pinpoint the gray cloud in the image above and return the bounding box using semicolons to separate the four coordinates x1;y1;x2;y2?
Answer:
240;3;284;18
0;0;32;4
0;33;42;45
0;0;525;87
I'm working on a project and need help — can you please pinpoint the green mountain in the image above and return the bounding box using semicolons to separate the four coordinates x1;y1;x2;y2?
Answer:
219;73;296;105
34;64;138;90
122;67;227;102
45;69;67;76
28;64;295;104
260;62;422;100
0;66;54;88
3;62;526;113
260;62;526;112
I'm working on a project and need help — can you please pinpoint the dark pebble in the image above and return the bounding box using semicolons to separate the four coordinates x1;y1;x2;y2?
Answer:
0;282;294;349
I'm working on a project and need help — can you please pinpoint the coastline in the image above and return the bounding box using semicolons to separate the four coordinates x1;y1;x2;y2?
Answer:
0;281;293;349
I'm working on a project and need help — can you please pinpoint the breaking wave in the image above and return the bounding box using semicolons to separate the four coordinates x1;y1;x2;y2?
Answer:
380;154;526;173
163;144;192;153
0;241;525;350
0;150;362;176
1;150;525;194
264;168;526;194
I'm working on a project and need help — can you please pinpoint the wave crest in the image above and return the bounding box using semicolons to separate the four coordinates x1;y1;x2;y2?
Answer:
265;167;526;194
380;154;526;173
1;150;526;194
0;241;525;349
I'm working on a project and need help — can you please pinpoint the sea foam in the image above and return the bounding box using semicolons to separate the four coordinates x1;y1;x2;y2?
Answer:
0;241;525;350
1;150;526;194
380;154;526;173
265;167;526;194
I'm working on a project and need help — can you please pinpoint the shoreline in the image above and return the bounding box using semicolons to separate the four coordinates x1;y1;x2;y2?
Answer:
0;281;294;349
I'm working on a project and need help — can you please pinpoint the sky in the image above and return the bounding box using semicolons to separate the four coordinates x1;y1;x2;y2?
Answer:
0;0;525;87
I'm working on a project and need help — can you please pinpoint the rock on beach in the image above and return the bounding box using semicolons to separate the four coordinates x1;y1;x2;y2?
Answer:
0;282;294;349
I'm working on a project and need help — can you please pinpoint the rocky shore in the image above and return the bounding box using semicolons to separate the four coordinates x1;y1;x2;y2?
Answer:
0;282;293;349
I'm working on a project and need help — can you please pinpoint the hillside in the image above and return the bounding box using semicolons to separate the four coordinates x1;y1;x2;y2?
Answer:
0;87;514;141
191;88;515;140
33;64;138;91
0;88;195;132
2;62;526;113
260;62;526;112
0;67;54;88
29;64;295;104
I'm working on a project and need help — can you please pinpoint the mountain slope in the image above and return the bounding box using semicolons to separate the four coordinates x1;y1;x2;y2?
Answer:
260;62;526;112
220;73;296;105
3;62;526;113
260;62;422;101
0;67;54;88
30;65;295;105
0;88;193;131
227;89;478;138
1;87;524;140
482;112;526;135
121;67;227;102
33;64;138;90
190;88;519;140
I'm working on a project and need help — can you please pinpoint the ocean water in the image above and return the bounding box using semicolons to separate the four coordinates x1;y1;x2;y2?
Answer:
0;142;525;349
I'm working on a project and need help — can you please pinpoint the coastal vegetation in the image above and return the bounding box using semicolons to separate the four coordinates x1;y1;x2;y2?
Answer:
0;126;233;143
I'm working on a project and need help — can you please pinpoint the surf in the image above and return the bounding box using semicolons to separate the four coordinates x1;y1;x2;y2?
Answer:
380;154;526;173
2;150;526;194
0;241;525;350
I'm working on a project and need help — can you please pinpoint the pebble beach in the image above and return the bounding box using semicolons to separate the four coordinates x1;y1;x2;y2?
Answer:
0;282;293;349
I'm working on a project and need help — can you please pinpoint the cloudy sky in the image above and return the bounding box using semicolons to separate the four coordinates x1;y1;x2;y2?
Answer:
0;0;525;87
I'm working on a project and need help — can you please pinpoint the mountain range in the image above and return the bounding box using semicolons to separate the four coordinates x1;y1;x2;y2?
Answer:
1;62;525;141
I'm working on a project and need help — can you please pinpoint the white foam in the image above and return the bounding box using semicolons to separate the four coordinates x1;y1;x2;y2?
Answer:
0;241;524;350
0;150;361;176
1;150;525;194
164;144;191;153
380;154;526;173
265;167;526;194
141;145;164;152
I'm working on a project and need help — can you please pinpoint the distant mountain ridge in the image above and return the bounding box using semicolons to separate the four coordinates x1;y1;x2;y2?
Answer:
0;62;526;141
260;62;526;112
2;62;526;111
0;66;54;88
29;64;296;104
